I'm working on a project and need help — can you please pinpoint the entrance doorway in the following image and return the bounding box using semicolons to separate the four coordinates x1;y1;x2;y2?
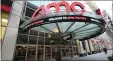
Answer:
14;45;77;61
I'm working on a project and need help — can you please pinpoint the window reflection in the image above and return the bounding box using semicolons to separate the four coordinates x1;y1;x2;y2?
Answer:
30;30;38;36
16;34;28;44
26;46;36;61
14;46;27;61
45;33;49;38
45;38;50;45
28;36;37;44
51;46;57;59
66;46;70;56
39;32;44;37
37;46;44;60
45;47;51;60
27;2;38;10
18;28;29;34
73;47;77;55
38;37;44;45
62;46;66;57
25;7;35;17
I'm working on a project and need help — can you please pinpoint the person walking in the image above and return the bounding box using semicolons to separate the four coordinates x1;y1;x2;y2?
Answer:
103;47;107;54
55;49;61;61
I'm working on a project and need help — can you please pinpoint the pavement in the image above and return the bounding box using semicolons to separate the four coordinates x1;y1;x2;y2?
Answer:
46;50;113;61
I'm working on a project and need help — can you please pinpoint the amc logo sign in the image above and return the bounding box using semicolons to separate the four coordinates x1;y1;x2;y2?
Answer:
32;1;86;19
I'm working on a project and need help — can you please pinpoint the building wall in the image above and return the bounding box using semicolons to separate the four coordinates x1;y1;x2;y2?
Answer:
2;0;112;61
2;1;25;61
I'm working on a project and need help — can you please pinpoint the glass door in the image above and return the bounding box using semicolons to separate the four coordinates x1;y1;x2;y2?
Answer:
73;46;77;55
62;46;66;57
45;46;51;60
37;46;44;61
26;46;36;61
66;46;70;56
51;46;57;59
14;46;27;61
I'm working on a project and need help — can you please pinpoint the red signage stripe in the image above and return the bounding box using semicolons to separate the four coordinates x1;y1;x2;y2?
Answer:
1;4;11;13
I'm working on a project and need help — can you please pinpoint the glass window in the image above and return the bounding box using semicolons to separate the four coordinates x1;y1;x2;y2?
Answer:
45;33;49;38
25;7;35;17
14;46;27;61
37;46;44;60
29;36;37;44
54;40;59;45
26;46;36;61
28;1;41;7
38;37;44;45
16;34;28;44
61;41;65;45
45;47;51;60
62;47;66;57
29;30;38;36
52;46;57;59
39;32;44;37
36;26;51;33
45;38;50;45
27;2;38;10
66;47;69;52
73;41;77;46
18;28;29;35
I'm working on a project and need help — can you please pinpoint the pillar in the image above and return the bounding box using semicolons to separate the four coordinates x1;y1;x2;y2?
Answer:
88;39;95;54
79;41;87;57
85;40;91;55
2;1;25;61
76;39;81;55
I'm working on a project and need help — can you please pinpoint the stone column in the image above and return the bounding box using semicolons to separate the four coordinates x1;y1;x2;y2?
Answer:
85;40;91;55
2;1;25;61
88;39;95;54
79;41;85;57
76;39;81;55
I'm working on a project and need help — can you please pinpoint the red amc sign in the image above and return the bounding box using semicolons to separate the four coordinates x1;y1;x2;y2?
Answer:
32;1;86;19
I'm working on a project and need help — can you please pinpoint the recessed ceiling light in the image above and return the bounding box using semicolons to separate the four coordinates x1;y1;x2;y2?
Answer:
54;28;59;33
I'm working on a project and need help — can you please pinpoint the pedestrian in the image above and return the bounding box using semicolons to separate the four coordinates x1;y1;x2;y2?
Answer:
55;49;61;61
103;47;107;54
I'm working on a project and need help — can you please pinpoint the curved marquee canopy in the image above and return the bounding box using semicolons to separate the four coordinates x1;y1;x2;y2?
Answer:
21;11;105;40
21;1;105;40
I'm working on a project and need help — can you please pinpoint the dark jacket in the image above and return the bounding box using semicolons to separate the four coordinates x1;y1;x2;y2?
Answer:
55;50;61;61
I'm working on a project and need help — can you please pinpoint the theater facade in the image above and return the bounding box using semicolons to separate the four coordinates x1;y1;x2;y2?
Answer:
1;0;113;61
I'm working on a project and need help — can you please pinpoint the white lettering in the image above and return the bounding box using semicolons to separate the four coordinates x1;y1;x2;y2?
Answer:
49;17;62;21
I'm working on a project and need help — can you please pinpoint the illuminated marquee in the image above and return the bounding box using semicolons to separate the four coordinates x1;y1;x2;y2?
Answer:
23;15;88;30
23;1;105;32
32;1;86;19
49;16;87;21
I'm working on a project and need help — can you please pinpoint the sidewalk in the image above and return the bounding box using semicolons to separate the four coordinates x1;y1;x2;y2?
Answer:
70;50;113;61
46;50;113;61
